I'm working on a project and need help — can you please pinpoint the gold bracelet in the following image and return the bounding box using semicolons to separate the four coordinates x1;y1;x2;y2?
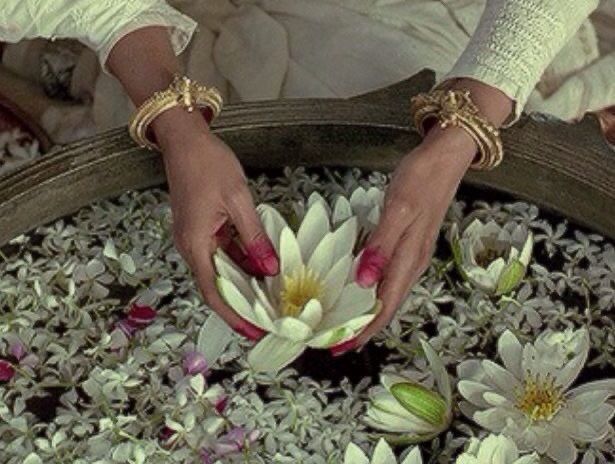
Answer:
409;89;503;170
128;74;224;151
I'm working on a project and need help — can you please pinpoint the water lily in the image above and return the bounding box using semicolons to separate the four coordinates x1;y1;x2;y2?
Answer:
0;359;15;382
450;219;533;295
344;439;422;464
456;434;539;464
293;187;383;250
183;351;210;376
457;329;615;464
214;194;379;372
365;340;453;442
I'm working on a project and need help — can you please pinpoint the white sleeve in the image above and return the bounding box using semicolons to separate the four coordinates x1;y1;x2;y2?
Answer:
0;0;197;73
439;0;600;125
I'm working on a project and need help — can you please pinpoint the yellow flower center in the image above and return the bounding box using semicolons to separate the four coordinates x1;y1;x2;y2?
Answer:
515;373;565;422
279;266;322;317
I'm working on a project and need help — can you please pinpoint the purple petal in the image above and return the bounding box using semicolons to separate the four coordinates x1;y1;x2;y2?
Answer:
9;341;26;361
182;351;209;376
115;319;139;337
214;395;229;414
200;449;216;464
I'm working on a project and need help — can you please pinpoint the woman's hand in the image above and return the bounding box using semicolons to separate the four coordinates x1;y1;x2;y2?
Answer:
107;26;280;340
348;126;476;349
153;108;280;340
336;78;514;354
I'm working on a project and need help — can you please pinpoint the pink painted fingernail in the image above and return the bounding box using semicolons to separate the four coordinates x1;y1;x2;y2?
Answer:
259;254;279;275
330;338;359;357
356;247;387;288
247;238;279;276
234;321;266;341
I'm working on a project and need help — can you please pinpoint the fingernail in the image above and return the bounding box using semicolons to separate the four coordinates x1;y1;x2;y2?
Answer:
356;266;381;288
258;254;279;275
330;338;359;357
247;238;279;276
234;321;266;341
356;247;387;288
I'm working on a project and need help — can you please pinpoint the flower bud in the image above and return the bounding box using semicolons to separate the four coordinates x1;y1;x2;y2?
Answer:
9;341;26;361
183;351;209;376
389;382;448;427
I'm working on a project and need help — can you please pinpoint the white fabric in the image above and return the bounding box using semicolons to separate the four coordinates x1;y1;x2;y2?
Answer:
1;0;614;140
92;0;615;133
0;0;196;71
441;0;600;123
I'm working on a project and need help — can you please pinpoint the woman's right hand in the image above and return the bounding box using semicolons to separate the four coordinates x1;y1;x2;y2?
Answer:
152;107;280;340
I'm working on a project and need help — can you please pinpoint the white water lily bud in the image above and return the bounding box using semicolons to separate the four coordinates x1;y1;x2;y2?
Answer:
389;382;448;428
365;340;453;442
450;220;533;295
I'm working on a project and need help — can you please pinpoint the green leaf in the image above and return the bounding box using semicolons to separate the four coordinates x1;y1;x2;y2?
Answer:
495;260;526;295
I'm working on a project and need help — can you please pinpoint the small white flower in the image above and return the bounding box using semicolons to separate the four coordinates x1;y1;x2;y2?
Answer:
214;191;380;373
457;329;615;464
455;434;539;464
365;340;452;442
450;219;533;295
344;439;422;464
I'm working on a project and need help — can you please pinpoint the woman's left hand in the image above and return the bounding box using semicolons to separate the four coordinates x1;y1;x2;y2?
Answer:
327;78;514;355
334;125;478;354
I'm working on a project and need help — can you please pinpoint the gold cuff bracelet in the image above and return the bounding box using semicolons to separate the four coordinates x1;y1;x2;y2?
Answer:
409;89;503;170
128;74;224;151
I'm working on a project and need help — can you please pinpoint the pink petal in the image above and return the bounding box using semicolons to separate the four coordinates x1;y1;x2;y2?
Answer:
127;303;157;326
183;351;209;376
0;360;15;382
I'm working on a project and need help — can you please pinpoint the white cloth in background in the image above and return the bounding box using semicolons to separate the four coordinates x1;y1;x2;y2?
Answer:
1;0;614;141
92;0;615;133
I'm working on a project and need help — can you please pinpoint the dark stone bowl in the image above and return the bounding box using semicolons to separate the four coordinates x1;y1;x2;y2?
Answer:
1;70;613;245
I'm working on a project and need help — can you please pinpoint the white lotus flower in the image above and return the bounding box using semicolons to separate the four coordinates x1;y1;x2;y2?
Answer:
214;194;379;373
450;219;533;295
365;340;453;442
457;328;615;464
293;187;384;250
344;439;422;464
455;434;539;464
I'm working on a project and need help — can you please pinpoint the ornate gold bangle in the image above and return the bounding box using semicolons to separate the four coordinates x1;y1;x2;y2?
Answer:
128;74;224;151
409;89;503;170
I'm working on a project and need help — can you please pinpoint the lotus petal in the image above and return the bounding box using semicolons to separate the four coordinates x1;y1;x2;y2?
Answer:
298;299;323;329
274;317;313;341
247;334;305;373
279;227;303;276
297;201;331;262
